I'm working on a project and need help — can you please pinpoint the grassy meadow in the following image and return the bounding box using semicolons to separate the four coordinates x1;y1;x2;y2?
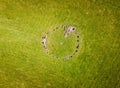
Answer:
0;0;120;88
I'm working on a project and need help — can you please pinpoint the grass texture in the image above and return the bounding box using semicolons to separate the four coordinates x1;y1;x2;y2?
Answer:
0;0;120;88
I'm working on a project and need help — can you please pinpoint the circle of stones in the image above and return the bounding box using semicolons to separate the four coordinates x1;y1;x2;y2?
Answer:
41;25;80;60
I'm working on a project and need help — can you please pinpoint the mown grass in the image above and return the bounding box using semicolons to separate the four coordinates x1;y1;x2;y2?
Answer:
0;0;120;88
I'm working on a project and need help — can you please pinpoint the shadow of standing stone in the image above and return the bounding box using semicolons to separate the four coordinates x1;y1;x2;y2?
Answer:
75;50;78;52
76;44;79;49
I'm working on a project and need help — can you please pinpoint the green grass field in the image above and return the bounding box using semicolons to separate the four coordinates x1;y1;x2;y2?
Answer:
0;0;120;88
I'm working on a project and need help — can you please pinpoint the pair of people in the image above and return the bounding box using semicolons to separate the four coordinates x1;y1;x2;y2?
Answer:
64;26;76;38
